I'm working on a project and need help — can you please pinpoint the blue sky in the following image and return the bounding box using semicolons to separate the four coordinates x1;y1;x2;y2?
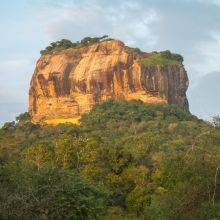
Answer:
0;0;220;125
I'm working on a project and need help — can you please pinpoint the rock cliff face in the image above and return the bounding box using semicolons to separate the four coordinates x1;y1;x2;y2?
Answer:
29;39;189;123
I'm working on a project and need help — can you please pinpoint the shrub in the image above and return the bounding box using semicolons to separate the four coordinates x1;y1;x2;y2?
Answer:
140;50;183;66
40;35;109;55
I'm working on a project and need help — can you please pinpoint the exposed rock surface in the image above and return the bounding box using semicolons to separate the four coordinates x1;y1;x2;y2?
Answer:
29;39;189;123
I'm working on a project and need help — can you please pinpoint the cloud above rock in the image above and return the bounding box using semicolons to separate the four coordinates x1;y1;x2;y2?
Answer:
39;0;159;49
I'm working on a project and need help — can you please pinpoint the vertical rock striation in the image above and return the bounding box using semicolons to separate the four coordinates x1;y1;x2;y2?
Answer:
29;39;189;123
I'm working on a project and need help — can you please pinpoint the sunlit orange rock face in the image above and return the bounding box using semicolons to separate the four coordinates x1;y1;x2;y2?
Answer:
29;39;189;123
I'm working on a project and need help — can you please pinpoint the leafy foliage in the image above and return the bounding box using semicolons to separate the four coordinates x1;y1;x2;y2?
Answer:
0;163;106;219
125;46;141;53
213;115;220;128
0;100;219;219
16;112;31;123
40;35;109;55
140;50;184;66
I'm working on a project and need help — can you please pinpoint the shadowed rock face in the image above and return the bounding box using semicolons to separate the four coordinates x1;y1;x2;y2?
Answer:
29;39;189;123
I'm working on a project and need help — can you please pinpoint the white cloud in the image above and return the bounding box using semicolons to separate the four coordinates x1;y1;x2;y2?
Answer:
39;0;159;49
194;32;220;75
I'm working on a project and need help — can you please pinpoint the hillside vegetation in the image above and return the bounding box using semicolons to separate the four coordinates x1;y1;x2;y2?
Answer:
140;50;183;66
40;35;108;55
0;100;219;219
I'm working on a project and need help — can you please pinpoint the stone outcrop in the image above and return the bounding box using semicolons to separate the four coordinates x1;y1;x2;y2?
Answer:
29;39;189;123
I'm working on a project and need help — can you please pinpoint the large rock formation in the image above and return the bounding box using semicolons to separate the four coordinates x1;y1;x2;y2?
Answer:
29;39;189;123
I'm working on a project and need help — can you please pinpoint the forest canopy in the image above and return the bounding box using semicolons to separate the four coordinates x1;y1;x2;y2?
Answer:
0;100;219;219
